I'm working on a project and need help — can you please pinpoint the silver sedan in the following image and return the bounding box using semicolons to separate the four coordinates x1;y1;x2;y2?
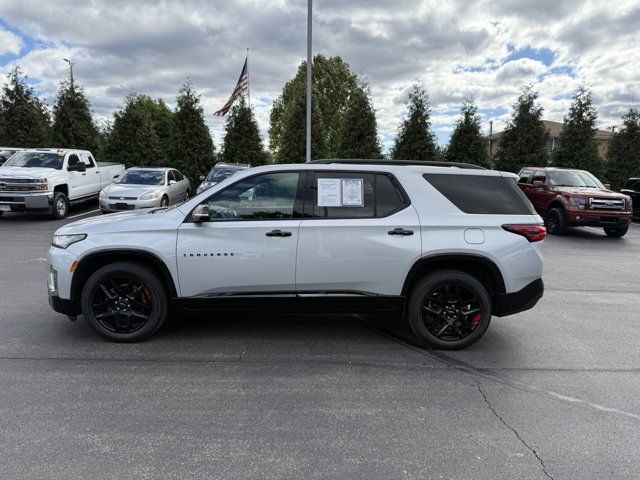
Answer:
99;167;191;213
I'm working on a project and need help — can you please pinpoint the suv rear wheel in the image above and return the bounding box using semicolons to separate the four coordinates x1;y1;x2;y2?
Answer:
407;270;492;350
81;262;168;342
545;207;568;235
604;225;629;238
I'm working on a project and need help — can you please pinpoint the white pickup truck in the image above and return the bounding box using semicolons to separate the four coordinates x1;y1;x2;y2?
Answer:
0;148;125;219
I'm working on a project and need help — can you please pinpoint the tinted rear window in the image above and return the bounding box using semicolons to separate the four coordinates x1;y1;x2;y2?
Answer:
423;173;535;215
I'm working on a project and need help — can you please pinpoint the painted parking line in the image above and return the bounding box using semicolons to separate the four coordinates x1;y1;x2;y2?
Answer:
67;209;100;219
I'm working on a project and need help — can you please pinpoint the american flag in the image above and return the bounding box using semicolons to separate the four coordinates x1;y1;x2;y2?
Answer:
214;57;249;117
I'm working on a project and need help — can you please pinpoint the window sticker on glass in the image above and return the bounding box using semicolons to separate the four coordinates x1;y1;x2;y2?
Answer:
317;178;342;206
341;178;364;206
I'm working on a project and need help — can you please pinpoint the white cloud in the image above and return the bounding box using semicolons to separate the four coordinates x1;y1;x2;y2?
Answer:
0;0;638;149
0;26;22;55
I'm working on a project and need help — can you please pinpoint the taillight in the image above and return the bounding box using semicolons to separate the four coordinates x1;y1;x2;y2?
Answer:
502;224;546;242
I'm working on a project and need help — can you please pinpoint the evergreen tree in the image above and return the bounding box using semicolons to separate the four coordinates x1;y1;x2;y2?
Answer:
553;87;602;175
171;81;215;182
336;83;381;159
104;93;167;167
0;66;52;147
446;98;490;168
391;84;437;161
605;107;640;190
494;86;549;173
276;81;323;163
221;96;267;166
52;79;99;151
270;54;359;160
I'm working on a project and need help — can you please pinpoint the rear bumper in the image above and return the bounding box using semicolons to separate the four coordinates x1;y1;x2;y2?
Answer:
494;279;544;317
566;211;632;227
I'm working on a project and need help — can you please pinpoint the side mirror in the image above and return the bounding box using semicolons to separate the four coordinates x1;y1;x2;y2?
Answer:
191;204;210;222
113;175;119;183
169;179;176;185
603;183;611;190
199;175;206;181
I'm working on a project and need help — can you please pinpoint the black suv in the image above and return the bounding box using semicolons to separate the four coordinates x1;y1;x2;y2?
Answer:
621;178;640;217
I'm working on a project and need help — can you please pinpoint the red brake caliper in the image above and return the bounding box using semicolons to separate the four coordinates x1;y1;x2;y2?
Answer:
471;312;482;328
143;288;152;301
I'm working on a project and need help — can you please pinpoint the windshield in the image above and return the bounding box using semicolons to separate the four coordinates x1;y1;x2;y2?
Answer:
3;152;64;170
118;170;165;186
549;170;603;188
207;167;242;182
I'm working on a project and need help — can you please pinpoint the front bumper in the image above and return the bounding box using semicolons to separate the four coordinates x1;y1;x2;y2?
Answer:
494;279;544;317
565;210;632;227
49;294;81;316
100;197;161;212
0;192;53;211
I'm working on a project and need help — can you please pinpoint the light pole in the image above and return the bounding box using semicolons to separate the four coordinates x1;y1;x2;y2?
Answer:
63;58;74;90
306;0;312;163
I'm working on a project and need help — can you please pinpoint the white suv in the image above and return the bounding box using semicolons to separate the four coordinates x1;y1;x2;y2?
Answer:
47;160;545;349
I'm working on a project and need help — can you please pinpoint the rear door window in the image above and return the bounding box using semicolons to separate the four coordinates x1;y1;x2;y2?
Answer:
518;170;533;184
423;173;535;215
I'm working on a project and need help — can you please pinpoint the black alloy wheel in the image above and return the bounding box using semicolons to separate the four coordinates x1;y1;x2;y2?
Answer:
407;270;492;350
422;284;483;342
545;207;567;235
91;276;153;334
81;262;168;342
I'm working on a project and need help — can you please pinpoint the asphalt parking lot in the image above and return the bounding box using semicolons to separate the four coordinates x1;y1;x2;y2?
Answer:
1;203;639;480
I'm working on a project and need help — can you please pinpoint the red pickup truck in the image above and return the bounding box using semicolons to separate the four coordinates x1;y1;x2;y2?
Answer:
517;167;633;237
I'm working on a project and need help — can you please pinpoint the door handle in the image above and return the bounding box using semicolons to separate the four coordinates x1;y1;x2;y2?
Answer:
388;227;414;236
266;229;292;237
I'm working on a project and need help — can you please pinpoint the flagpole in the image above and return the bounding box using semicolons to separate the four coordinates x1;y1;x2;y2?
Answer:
306;0;312;163
246;47;250;107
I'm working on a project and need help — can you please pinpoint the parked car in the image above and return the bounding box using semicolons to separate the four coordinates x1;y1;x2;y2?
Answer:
517;167;633;237
620;178;640;217
99;167;191;213
196;162;249;195
0;148;124;219
0;147;25;166
48;159;545;349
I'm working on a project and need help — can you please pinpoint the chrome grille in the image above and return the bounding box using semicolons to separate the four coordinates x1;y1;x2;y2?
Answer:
0;177;45;192
108;196;137;200
588;198;625;210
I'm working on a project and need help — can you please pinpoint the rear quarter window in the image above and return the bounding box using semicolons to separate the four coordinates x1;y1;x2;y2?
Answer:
423;173;535;215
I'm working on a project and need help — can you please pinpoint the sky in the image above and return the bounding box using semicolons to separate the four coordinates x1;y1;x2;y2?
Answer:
0;0;639;153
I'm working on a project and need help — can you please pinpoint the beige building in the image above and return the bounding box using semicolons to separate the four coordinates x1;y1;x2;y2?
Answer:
487;120;613;158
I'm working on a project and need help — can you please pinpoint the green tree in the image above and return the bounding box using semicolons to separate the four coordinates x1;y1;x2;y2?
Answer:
275;80;323;163
270;54;359;161
171;81;215;182
336;83;381;158
446;98;490;168
104;93;171;167
221;96;267;166
553;87;602;175
494;86;549;173
605;107;640;189
52;79;99;151
391;84;437;161
0;66;52;147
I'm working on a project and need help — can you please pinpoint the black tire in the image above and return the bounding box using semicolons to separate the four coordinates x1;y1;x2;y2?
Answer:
0;211;3;217
160;196;169;207
184;190;190;201
604;224;629;238
51;191;69;219
81;262;168;342
407;270;492;350
545;207;568;235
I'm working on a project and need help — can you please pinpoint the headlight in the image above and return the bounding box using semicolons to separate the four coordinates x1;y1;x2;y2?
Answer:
139;190;161;200
52;234;87;249
569;197;586;209
99;190;107;199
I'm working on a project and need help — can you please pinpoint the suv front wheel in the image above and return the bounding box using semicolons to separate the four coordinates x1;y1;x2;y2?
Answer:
604;225;629;238
407;270;492;350
81;262;168;342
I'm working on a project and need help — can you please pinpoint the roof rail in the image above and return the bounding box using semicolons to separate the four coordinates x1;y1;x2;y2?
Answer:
310;159;486;170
